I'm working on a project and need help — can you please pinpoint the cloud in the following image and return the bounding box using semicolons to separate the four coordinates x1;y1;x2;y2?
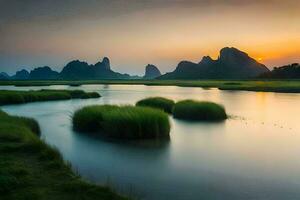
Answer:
1;0;298;23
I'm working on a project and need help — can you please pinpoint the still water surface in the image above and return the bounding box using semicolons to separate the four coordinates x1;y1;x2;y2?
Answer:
1;84;300;200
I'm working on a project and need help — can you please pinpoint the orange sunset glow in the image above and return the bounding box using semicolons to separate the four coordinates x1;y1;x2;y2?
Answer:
1;0;300;75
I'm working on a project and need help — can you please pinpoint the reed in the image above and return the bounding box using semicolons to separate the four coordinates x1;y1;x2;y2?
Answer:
136;97;175;113
73;105;170;139
173;100;227;121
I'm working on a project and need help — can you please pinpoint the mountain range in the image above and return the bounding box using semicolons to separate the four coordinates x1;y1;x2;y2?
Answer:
159;47;270;79
143;64;161;79
2;57;132;80
59;57;131;80
0;72;9;80
259;63;300;79
2;47;294;80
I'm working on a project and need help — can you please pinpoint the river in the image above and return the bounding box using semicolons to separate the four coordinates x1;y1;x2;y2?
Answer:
1;84;300;200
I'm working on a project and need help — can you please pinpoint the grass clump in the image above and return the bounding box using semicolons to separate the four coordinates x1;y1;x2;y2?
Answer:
0;113;40;137
173;100;227;121
0;109;128;200
13;116;41;136
81;92;101;99
40;89;101;99
73;105;170;139
136;97;175;113
0;89;100;105
69;83;81;87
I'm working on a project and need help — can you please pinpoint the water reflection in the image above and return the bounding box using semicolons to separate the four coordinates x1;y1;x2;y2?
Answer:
73;129;171;149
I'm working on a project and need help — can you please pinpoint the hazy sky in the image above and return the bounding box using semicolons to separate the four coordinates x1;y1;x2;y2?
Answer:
0;0;300;75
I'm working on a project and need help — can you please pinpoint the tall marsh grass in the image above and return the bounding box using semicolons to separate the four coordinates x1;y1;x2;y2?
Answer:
136;97;175;113
173;100;227;121
73;105;170;139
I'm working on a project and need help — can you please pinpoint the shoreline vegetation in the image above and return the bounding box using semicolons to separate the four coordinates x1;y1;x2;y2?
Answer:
73;105;170;139
0;80;299;93
0;89;100;105
0;110;128;200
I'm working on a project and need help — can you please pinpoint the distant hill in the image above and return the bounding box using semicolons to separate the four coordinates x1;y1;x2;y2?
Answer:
7;57;132;80
143;64;161;79
159;47;270;79
259;63;300;79
5;49;300;81
0;72;9;80
60;60;92;80
29;66;59;80
60;57;130;80
12;69;30;80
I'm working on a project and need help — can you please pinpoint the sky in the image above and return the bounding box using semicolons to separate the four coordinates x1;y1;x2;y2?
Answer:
0;0;300;75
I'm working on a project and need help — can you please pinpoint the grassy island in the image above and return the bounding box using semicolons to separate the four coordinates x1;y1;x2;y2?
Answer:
136;97;175;113
73;105;170;139
0;89;100;105
0;110;127;200
173;100;227;121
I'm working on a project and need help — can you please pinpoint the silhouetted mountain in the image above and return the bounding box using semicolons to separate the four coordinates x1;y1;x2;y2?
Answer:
95;57;110;71
259;63;300;79
0;72;9;80
159;47;270;79
2;50;274;80
29;66;59;80
143;64;161;79
60;57;130;80
60;60;90;79
12;69;30;80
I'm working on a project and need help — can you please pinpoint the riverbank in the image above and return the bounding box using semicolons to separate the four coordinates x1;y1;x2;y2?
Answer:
0;89;100;105
0;110;128;200
0;80;299;93
1;84;300;200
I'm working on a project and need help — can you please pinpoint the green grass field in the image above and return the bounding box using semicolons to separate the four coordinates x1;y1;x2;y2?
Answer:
0;79;299;93
0;110;128;200
0;89;100;105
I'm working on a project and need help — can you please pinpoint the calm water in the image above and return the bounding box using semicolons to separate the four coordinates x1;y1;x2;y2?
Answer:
1;84;300;200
